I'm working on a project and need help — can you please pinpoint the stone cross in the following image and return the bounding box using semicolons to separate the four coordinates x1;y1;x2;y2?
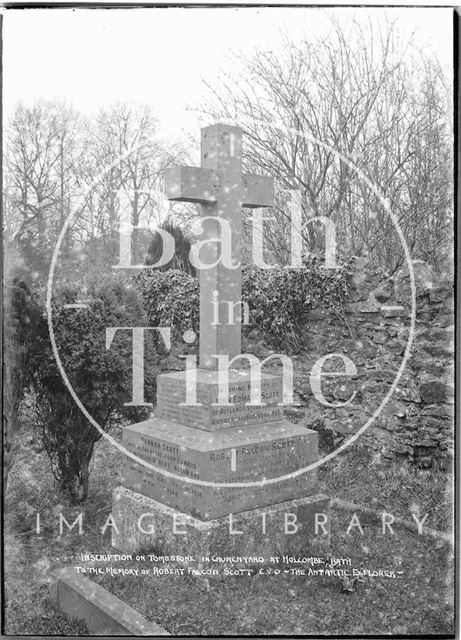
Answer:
164;124;274;369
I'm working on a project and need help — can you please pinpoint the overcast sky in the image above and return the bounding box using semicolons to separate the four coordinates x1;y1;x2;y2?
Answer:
2;7;453;140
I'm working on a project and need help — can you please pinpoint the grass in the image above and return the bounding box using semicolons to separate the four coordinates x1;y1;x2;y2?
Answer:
318;444;453;532
3;426;121;636
95;510;454;636
4;423;454;636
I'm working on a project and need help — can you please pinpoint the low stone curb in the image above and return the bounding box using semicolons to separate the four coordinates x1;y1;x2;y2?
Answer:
49;566;170;636
331;497;453;544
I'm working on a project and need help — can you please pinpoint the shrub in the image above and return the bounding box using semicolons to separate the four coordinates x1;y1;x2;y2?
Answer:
3;268;43;490
242;256;350;347
135;269;200;344
135;256;350;349
145;220;196;275
31;274;157;503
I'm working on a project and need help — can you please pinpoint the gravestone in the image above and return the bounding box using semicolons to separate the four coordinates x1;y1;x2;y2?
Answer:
112;124;330;561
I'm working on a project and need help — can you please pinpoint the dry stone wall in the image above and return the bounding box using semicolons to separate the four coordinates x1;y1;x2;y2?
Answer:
291;258;454;469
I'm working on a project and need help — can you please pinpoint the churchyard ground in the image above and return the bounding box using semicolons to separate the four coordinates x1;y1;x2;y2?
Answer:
4;411;453;636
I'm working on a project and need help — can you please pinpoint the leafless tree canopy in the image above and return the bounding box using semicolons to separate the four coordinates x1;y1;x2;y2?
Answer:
4;101;185;273
198;18;453;273
4;19;453;276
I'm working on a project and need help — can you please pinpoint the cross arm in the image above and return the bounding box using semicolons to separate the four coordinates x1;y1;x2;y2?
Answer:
242;174;274;208
164;166;219;204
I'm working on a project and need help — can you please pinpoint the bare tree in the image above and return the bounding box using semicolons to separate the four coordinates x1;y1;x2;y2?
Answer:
198;17;452;272
5;100;84;268
73;103;187;268
93;103;182;225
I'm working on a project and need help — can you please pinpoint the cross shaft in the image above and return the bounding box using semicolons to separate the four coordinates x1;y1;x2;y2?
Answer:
164;124;274;370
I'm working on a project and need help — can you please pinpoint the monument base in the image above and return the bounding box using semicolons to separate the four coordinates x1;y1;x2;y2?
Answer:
122;418;319;520
112;486;330;562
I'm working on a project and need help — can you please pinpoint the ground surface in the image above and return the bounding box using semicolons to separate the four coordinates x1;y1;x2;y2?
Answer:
4;422;454;636
96;510;453;636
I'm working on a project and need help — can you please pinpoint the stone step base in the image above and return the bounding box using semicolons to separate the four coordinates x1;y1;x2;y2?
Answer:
122;418;319;520
112;486;330;560
157;368;283;431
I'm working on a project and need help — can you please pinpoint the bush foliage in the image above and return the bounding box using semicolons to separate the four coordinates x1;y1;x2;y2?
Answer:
135;256;350;348
31;274;156;503
3;269;44;489
135;269;199;343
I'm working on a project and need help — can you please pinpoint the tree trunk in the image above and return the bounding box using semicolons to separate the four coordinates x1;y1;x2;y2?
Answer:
60;450;90;504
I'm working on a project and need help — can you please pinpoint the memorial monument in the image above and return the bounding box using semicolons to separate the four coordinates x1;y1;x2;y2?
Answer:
112;124;330;559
